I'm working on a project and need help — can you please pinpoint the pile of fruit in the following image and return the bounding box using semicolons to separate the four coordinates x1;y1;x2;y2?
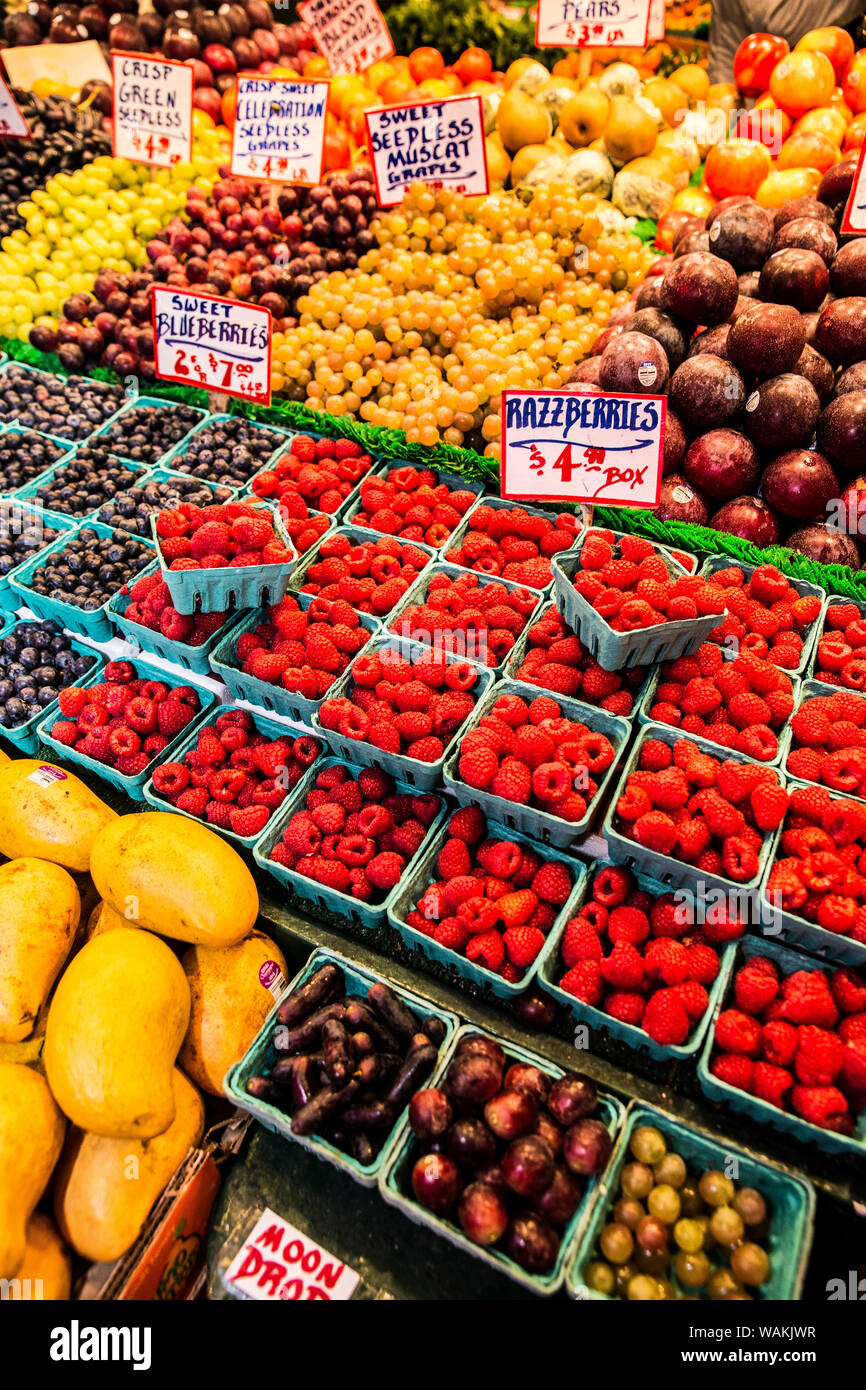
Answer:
443;502;578;590
120;570;232;649
512;602;647;714
567;532;727;633
0;91;111;241
349;466;478;547
0;618;97;731
251;434;375;519
786;687;866;790
295;532;431;618
154;499;293;575
390;570;539;668
228;594;371;702
813;600;866;689
765;783;866;945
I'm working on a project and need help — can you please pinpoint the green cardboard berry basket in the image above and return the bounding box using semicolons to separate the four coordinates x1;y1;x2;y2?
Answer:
386;560;545;676
803;591;866;687
107;559;248;683
781;678;866;805
158;411;290;481
552;548;722;673
441;495;576;593
636;665;801;769
12;451;153;525
310;633;494;792
150;504;297;618
341;462;485;543
442;676;630;849
0;361;126;444
0;621;99;755
566;1099;815;1300
252;755;447;938
536;857;737;1063
36;652;215;800
287;522;438;622
223;946;459;1189
143;705;324;851
603;720;786;901
208;595;380;727
698;554;824;679
698;934;866;1158
387;818;587;1002
379;1022;625;1296
88;395;208;467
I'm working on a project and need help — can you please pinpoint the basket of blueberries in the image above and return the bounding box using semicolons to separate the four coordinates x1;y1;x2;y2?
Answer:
160;415;286;488
0;364;125;442
0;503;76;614
8;522;155;641
0;618;97;753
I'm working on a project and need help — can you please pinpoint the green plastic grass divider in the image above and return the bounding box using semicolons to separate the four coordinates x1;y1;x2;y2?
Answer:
4;333;866;601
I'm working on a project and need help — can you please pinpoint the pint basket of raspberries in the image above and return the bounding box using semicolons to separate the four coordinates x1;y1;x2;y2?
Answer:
699;556;824;678
553;533;728;672
151;499;296;616
699;936;866;1156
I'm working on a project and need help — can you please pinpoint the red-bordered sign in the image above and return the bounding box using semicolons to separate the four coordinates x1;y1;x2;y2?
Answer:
151;286;272;406
501;387;666;507
298;0;394;76
535;0;652;49
0;77;30;139
111;51;193;168
841;140;866;234
365;93;489;207
230;75;329;184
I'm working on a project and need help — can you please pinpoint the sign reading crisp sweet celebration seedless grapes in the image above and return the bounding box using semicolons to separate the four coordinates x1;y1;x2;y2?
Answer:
500;387;666;507
230;77;328;184
111;52;193;168
535;0;652;48
0;77;30;138
366;95;489;207
151;288;272;405
298;0;394;76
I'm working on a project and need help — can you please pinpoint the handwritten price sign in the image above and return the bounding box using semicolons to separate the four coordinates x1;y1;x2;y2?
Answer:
223;1208;360;1302
0;78;29;139
111;53;193;168
151;287;271;405
366;95;489;207
231;76;328;184
841;142;866;234
501;388;666;507
298;0;394;76
536;0;652;48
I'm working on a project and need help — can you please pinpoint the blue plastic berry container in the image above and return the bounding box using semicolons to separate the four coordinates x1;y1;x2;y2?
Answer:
151;503;297;617
379;1022;624;1296
158;411;290;481
698;934;866;1157
224;946;459;1188
107;559;248;683
441;495;576;593
804;591;866;687
12;451;153;525
287;523;438;623
566;1099;815;1300
88;396;208;466
698;554;824;679
636;665;801;769
0;507;85;618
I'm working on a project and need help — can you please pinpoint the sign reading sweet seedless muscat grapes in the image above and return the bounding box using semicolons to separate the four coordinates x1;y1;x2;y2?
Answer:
501;388;666;507
111;52;193;168
366;95;488;206
230;77;328;184
151;287;272;405
536;0;652;47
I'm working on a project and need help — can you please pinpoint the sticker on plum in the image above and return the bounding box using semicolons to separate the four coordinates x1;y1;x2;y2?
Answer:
535;0;652;48
223;1208;361;1301
501;387;666;507
151;287;272;406
841;141;866;235
297;0;394;76
230;77;328;185
366;95;489;207
0;77;30;139
111;53;193;169
259;961;287;1001
27;766;68;787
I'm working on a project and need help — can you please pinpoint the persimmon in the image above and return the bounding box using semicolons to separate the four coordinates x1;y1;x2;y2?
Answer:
844;111;866;150
408;47;444;83
769;50;835;117
755;166;822;208
455;47;493;84
777;129;841;172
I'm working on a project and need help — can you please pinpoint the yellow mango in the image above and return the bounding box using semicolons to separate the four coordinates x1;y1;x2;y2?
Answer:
89;813;257;947
44;928;190;1140
0;759;115;872
0;1063;65;1277
0;858;81;1043
179;931;288;1096
54;1069;204;1263
9;1214;71;1299
85;900;137;941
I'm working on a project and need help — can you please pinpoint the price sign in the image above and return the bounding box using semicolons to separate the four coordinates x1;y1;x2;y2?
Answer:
298;0;394;76
501;387;666;507
230;76;328;184
0;78;30;139
841;142;866;234
111;52;193;168
223;1208;361;1302
536;0;652;48
366;95;489;207
647;0;665;42
151;288;272;406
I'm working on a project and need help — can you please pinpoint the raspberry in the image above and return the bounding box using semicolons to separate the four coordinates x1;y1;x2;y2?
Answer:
503;924;545;968
711;1053;754;1092
437;838;471;880
633;810;678;855
465;929;505;972
794;1025;844;1085
639;738;673;772
607;905;650;946
830;966;866;1015
781;971;839;1027
762;1020;798;1067
531;861;573;905
601;942;645;989
645;938;690;986
605;991;646;1026
675;980;710;1021
734;962;779;1014
751;1062;793;1108
715;1008;763;1056
560;959;603;1005
366;851;405;891
790;1083;849;1129
230;805;270;837
643;988;691;1046
561;917;604;967
497;889;538;928
448;805;486;843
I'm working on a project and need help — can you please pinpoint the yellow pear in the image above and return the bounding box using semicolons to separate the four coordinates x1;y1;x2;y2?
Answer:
485;133;511;188
603;96;659;164
558;89;609;147
642;78;689;127
85;899;138;941
0;1063;65;1277
504;58;549;94
497;88;552;154
510;143;555;184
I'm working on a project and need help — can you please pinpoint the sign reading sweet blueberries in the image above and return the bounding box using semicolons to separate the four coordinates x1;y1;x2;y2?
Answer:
366;95;489;206
535;0;652;48
111;52;193;168
230;77;328;184
500;387;666;507
151;287;272;406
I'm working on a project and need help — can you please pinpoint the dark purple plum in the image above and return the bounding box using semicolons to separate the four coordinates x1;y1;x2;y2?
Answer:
815;298;866;366
446;1050;503;1109
547;1074;597;1126
771;216;837;265
510;987;556;1031
623;308;688;370
727;301;806;375
741;373;820;450
673;230;711;258
408;1088;452;1143
688;323;730;359
454;1034;506;1066
706;200;773;270
817;153;859;210
801;310;820;344
835;361;866;394
654;474;709;525
569;356;602;385
484;1089;537;1141
445;1117;498;1169
633;277;664;310
531;1166;583;1227
504;1063;551;1105
830;239;866;297
706;194;750;226
773;196;836;232
738;270;761;298
505;1213;559;1274
534;1112;563;1157
458;1182;509;1247
599;330;669;394
795;343;834;402
669;354;745;428
502;1135;556;1197
660;251;739;326
411;1153;462;1214
663;408;689;475
816;390;866;474
562;1118;613;1176
710;496;781;546
684;428;759;501
759;248;830;311
787;524;860;566
760;449;839;519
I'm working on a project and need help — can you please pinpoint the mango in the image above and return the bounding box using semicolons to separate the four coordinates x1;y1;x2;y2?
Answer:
0;759;115;872
89;813;257;948
179;931;288;1096
9;1214;71;1299
85;900;137;941
54;1069;204;1263
0;858;81;1043
0;1063;65;1277
44;928;190;1140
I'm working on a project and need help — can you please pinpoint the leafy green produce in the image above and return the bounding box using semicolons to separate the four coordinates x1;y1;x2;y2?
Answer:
383;0;565;69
